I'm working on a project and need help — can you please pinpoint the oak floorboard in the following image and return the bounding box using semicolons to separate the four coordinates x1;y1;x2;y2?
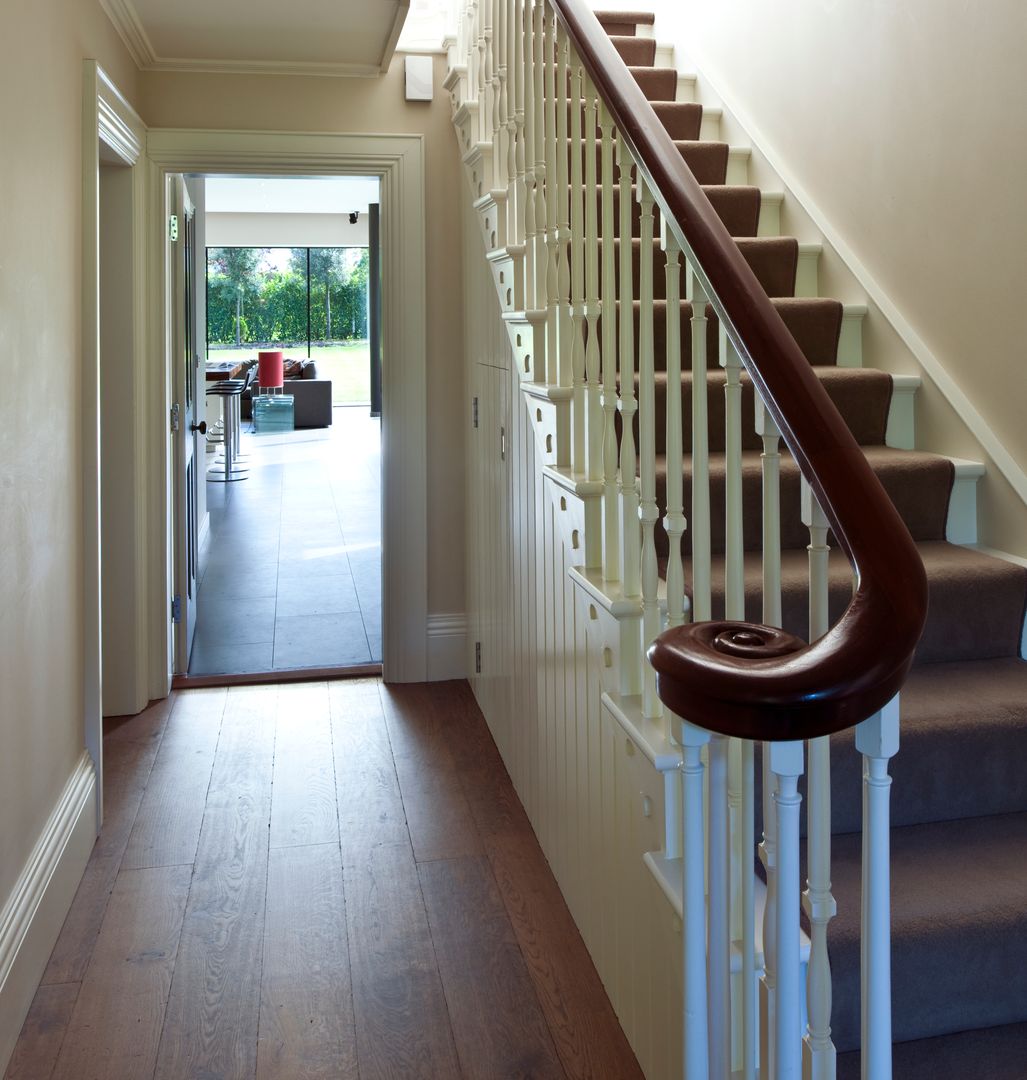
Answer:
120;688;226;869
50;865;192;1080
383;683;484;862
153;685;278;1080
4;983;79;1080
345;842;461;1079
329;680;409;863
256;843;357;1079
487;831;644;1079
42;696;185;986
392;759;484;863
419;854;566;1080
270;682;338;849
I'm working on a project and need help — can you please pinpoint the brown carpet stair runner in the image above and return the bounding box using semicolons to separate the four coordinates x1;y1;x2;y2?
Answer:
593;10;1027;1075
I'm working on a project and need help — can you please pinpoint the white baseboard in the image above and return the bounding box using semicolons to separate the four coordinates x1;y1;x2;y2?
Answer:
0;752;97;1073
427;613;468;681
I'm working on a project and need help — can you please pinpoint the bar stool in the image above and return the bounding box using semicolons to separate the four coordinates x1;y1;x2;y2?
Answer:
206;381;248;482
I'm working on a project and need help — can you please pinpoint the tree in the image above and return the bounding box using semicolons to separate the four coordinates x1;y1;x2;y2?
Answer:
209;247;262;344
297;248;345;341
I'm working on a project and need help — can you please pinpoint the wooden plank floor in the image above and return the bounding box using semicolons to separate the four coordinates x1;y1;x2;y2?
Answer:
5;679;643;1080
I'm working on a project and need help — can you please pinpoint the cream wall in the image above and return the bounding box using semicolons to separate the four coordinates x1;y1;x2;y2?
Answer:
138;56;466;617
650;0;1027;552
0;0;138;912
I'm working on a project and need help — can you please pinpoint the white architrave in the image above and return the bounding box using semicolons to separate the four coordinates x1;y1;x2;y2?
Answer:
83;62;148;828
144;128;429;683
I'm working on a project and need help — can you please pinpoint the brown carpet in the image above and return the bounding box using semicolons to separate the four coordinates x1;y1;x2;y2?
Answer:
595;9;1027;1069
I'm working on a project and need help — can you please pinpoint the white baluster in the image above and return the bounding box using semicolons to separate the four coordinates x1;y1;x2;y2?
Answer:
569;57;586;477
662;231;685;630
681;720;711;1080
637;182;660;722
617;134;640;616
772;738;805;1080
530;1;548;383
507;0;520;236
802;483;837;1080
687;267;711;622
480;0;491;146
599;105;620;583
520;0;536;319
856;696;899;1080
708;733;732;1079
555;29;573;404
583;77;603;572
492;0;504;190
543;10;559;391
757;401;782;1080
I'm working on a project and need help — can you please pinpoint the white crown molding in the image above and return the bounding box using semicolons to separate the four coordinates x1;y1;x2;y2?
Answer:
0;754;97;1073
99;0;409;77
99;0;156;67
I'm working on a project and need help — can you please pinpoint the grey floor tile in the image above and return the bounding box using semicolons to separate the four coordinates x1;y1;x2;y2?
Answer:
275;573;360;618
199;567;278;600
189;639;274;676
194;595;276;645
273;611;371;669
277;552;353;581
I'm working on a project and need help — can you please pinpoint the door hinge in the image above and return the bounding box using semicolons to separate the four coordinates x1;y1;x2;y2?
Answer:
171;595;181;624
474;641;482;674
170;403;181;433
472;396;479;429
168;214;179;241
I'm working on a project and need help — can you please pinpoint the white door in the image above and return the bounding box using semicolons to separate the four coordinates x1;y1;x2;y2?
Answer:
171;176;202;672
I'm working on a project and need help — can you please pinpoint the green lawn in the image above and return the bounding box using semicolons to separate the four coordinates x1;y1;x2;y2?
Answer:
208;341;371;405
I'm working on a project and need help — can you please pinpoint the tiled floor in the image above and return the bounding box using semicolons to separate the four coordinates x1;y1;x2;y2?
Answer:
189;407;381;674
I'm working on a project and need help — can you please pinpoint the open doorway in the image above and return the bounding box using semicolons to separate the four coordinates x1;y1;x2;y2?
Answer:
173;175;383;679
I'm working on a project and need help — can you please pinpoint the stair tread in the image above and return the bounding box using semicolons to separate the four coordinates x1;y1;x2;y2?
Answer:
825;657;1027;834
668;542;1027;664
827;807;1027;1049
838;1018;1027;1080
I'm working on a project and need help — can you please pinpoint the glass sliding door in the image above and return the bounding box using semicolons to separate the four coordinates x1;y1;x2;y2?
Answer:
206;245;370;405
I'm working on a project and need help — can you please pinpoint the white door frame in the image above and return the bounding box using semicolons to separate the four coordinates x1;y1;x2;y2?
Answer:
145;128;429;685
82;62;149;825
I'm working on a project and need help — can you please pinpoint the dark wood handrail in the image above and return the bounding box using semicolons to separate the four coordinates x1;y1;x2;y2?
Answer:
550;0;928;741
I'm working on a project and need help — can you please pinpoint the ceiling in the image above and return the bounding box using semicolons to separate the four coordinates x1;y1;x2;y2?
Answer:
100;0;410;76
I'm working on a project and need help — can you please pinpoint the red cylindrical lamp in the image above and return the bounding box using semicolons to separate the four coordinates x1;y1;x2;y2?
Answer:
257;350;284;394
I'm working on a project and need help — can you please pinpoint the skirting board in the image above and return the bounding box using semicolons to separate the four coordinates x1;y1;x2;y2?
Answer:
427;613;467;681
0;752;97;1073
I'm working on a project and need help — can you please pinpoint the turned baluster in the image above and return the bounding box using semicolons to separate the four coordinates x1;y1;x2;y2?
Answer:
569;56;586;477
686;266;711;622
616;137;639;602
637;181;660;721
662;232;685;630
599;104;619;583
756;399;783;1079
681;720;711;1080
857;697;899;1080
772;739;805;1080
803;482;837;1080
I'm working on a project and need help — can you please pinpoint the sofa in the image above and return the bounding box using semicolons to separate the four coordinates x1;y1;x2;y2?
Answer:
238;358;333;427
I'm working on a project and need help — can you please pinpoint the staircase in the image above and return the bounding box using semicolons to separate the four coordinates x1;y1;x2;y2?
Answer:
449;2;1027;1076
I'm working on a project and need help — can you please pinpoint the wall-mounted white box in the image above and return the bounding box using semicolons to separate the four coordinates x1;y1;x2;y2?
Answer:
405;55;434;101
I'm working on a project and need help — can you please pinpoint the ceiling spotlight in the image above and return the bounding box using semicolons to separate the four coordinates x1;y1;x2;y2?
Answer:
349;211;359;224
